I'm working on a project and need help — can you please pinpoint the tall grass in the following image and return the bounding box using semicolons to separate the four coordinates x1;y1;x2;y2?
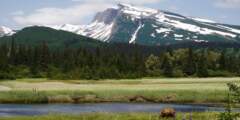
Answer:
0;89;227;104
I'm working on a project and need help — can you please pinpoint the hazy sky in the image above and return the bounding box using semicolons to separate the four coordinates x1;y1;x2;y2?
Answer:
1;0;240;29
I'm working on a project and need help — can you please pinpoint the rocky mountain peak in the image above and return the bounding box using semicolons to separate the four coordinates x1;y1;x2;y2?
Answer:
47;3;240;45
93;8;119;24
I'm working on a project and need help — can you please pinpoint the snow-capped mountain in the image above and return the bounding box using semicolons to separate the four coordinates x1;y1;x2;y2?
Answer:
1;4;240;46
48;3;240;45
49;24;83;34
0;26;15;37
47;4;240;45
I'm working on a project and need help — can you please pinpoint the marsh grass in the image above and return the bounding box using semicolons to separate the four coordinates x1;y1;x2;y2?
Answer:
0;89;227;104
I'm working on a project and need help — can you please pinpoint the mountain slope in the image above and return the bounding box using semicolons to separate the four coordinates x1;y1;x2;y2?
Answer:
50;3;240;46
0;26;103;48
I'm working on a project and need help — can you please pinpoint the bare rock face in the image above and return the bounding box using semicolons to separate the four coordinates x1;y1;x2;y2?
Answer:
160;107;176;118
93;8;119;24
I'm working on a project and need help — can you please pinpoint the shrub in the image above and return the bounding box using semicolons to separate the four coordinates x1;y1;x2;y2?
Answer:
48;95;73;103
219;82;240;120
0;72;16;80
208;70;235;77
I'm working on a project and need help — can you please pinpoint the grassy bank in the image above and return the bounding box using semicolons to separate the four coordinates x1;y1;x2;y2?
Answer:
0;89;228;104
0;78;238;104
0;113;219;120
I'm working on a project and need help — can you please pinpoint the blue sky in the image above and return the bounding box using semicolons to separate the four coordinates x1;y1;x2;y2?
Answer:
1;0;240;29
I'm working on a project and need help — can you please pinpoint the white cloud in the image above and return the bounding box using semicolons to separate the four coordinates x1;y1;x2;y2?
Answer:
13;3;112;26
12;0;161;26
215;0;240;8
72;0;160;5
168;6;179;11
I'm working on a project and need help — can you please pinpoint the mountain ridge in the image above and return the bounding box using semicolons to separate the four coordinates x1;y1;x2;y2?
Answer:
0;26;103;48
47;3;240;45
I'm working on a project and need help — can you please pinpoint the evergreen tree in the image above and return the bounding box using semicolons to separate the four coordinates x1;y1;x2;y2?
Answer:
219;51;227;70
197;51;209;77
162;53;174;77
183;48;196;76
9;37;17;65
39;41;50;71
145;54;160;75
0;41;239;80
0;44;8;70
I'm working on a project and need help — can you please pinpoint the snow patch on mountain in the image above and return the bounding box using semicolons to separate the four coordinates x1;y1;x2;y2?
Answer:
174;34;184;38
79;21;114;42
193;36;198;39
175;38;183;41
154;15;237;38
152;24;158;28
192;18;216;23
151;33;156;37
216;25;240;34
0;26;15;37
119;3;158;18
194;40;208;43
163;34;168;38
48;21;114;42
156;28;172;33
165;14;185;20
50;24;82;33
129;23;144;44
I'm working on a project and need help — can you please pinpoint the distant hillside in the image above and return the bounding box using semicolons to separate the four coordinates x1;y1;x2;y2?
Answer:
0;26;239;50
0;26;103;48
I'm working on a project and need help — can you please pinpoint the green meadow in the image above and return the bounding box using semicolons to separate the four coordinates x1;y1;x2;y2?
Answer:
0;77;238;104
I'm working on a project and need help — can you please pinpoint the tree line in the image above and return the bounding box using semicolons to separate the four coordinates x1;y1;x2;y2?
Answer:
0;40;240;80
